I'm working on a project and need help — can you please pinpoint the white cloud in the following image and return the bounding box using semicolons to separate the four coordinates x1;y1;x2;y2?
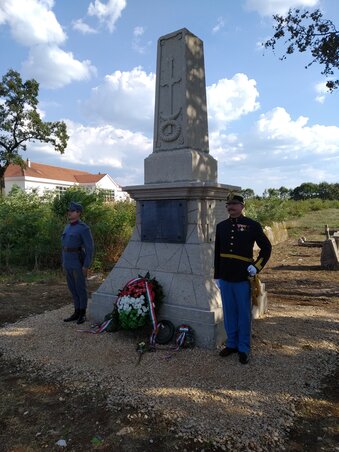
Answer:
210;130;246;162
208;106;339;193
256;107;339;155
207;73;260;130
0;0;97;88
212;17;225;34
133;26;144;37
72;19;97;35
88;0;126;32
314;81;331;104
27;119;152;185
245;0;319;16
132;26;151;54
84;67;155;132
0;0;66;46
22;45;97;89
61;120;151;185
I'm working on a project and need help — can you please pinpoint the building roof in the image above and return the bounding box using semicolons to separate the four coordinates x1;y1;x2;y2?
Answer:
75;174;106;183
5;160;107;183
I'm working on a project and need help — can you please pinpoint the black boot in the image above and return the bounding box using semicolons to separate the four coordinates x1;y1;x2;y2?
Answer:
77;309;86;325
64;309;80;322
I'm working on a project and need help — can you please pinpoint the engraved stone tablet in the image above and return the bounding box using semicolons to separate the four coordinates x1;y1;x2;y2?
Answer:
141;200;187;243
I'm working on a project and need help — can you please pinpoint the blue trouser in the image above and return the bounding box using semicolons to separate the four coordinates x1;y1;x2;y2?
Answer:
65;267;88;310
219;280;251;353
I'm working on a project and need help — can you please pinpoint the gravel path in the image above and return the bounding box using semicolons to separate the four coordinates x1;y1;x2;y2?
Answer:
0;302;337;451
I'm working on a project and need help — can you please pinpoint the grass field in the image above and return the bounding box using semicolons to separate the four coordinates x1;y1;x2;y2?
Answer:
286;207;339;240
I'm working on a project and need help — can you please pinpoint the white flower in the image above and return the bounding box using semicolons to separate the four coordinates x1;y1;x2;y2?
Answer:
117;294;149;317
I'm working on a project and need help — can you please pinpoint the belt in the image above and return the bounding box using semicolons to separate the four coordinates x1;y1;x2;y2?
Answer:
63;247;82;252
220;253;253;263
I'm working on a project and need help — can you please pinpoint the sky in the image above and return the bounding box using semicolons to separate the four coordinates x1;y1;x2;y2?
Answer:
0;0;338;196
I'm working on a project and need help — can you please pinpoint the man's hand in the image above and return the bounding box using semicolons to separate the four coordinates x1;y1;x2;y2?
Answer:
247;265;257;277
82;267;88;278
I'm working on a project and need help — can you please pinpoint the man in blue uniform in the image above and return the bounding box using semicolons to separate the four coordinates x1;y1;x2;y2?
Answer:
62;201;94;325
214;193;271;364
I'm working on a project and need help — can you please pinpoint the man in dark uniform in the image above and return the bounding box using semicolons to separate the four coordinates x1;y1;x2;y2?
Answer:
214;193;272;364
62;201;94;325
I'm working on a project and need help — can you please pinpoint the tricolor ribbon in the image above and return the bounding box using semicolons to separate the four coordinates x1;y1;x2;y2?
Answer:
77;318;112;334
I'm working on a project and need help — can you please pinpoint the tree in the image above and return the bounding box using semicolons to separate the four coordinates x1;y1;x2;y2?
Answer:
278;186;291;200
291;182;319;200
264;8;339;91
263;188;280;198
241;188;255;199
0;69;69;194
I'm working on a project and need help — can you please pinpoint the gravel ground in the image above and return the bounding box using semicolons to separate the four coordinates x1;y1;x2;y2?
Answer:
0;301;337;451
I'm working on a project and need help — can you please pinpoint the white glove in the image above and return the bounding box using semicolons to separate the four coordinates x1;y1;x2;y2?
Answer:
247;265;257;277
214;279;221;289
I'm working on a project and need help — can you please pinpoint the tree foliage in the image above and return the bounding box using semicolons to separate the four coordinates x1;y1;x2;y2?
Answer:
0;69;69;194
241;188;255;199
261;182;339;201
264;8;339;91
0;187;136;272
262;186;292;199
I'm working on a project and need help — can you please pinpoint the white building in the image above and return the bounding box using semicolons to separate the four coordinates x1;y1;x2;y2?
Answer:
4;160;130;201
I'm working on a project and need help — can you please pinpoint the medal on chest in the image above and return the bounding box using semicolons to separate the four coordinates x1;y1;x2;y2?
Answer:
237;223;248;232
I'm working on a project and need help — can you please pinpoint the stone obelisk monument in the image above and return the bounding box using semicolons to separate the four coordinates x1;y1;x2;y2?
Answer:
89;28;240;347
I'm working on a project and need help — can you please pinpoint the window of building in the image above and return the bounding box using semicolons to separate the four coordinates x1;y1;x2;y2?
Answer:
101;189;115;202
55;186;68;198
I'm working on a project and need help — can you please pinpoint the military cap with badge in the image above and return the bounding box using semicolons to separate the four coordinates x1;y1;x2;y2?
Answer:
68;201;83;212
226;193;245;205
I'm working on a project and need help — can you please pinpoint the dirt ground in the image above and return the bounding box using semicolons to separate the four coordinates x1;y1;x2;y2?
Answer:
0;238;338;451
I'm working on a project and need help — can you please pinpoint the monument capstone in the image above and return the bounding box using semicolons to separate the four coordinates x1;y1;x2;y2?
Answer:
89;28;240;348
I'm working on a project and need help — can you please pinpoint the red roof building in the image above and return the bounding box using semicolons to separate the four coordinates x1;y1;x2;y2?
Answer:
4;160;129;201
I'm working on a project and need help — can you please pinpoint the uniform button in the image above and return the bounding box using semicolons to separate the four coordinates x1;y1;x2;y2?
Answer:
230;243;233;245
230;249;233;252
231;236;234;239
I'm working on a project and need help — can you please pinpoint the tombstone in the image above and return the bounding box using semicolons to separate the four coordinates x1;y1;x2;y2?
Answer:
321;238;339;270
89;28;240;347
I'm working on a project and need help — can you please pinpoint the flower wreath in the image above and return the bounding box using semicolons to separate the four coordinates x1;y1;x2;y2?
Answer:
115;272;164;334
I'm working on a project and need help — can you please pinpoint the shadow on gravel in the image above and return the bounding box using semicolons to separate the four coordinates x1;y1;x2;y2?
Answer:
272;265;326;271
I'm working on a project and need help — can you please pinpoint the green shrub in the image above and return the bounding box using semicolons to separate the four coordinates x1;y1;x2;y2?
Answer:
0;187;136;272
245;198;339;227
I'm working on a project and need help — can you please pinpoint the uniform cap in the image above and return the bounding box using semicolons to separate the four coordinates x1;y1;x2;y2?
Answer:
68;201;83;212
226;193;244;205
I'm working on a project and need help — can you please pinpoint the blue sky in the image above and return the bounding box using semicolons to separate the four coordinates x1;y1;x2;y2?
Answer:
0;0;338;195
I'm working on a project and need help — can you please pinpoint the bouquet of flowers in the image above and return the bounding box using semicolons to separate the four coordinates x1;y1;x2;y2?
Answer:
116;272;164;330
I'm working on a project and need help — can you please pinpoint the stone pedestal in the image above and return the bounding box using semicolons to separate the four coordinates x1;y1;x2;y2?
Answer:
145;149;217;184
89;182;240;348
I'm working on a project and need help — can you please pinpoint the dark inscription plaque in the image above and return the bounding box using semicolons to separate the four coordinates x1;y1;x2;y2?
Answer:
141;200;187;243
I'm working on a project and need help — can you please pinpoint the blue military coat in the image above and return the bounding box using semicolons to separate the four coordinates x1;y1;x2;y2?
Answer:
61;220;94;269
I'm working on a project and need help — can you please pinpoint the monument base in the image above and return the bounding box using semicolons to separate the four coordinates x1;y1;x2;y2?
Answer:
89;283;226;349
90;182;240;349
144;149;217;184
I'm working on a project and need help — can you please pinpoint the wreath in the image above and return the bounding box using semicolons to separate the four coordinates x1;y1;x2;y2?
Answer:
115;272;164;331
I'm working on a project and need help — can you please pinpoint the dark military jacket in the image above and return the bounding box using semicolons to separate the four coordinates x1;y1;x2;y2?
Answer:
214;215;272;282
61;220;94;269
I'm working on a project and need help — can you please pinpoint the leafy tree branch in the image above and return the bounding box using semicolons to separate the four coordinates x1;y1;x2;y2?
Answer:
0;69;69;194
264;8;339;91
